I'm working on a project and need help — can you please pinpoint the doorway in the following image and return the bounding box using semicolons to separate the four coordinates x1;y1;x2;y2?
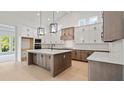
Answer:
21;37;33;62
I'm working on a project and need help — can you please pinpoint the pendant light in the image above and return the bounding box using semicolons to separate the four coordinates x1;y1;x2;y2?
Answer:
50;11;58;33
37;11;45;37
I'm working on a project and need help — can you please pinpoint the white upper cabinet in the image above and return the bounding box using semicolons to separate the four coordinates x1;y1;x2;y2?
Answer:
74;22;103;44
74;13;104;44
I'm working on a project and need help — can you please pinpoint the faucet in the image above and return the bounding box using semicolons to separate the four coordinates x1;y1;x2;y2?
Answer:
50;44;55;50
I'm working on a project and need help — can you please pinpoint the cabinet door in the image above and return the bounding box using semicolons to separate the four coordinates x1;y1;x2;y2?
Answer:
71;50;76;59
42;55;46;68
80;51;87;61
65;52;71;68
103;11;124;41
76;50;81;60
38;54;43;67
45;55;51;71
54;54;64;74
33;54;38;64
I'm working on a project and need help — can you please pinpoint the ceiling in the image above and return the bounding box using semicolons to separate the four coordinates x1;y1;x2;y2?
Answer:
0;11;71;28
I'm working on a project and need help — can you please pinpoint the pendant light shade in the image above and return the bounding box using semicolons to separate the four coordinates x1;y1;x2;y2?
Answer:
37;11;45;37
50;11;58;33
37;27;45;36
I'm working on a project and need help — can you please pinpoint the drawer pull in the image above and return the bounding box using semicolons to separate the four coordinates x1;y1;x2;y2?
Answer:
101;32;103;38
49;56;51;59
63;55;65;58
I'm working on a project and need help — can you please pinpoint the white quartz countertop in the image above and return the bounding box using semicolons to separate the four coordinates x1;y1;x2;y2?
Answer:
27;49;72;55
87;52;122;65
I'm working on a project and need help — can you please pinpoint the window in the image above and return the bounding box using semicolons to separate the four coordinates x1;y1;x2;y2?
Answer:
0;36;10;52
88;16;98;24
12;36;15;52
78;16;98;26
78;19;87;26
0;24;15;56
0;35;15;55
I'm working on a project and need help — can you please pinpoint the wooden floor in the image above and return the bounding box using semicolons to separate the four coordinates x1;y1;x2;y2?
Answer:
0;60;88;81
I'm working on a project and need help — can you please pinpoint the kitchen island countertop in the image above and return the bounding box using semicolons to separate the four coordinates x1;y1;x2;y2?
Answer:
27;49;72;55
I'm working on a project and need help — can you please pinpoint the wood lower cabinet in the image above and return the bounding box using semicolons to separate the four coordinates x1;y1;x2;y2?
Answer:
80;51;88;61
88;61;123;81
71;50;94;62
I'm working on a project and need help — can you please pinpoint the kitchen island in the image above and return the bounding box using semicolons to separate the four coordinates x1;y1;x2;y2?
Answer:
27;49;72;77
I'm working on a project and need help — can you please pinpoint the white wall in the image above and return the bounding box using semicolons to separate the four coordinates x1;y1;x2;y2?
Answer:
0;54;15;62
109;40;124;63
57;11;102;28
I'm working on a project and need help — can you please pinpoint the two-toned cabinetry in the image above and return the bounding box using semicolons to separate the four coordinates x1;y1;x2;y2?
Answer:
75;11;124;43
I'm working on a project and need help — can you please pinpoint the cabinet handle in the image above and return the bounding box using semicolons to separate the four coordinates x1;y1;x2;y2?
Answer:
82;28;85;31
41;55;43;57
82;40;85;43
94;27;97;30
63;55;65;58
94;40;96;42
49;56;51;59
75;52;77;55
101;32;103;39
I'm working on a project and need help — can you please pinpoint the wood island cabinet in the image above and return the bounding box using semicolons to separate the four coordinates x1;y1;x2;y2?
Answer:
28;50;72;77
54;52;71;76
32;54;51;71
45;55;51;71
